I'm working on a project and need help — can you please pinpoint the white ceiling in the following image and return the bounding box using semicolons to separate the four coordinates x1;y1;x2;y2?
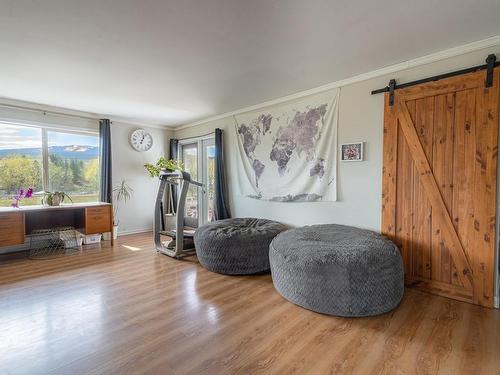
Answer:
1;0;500;127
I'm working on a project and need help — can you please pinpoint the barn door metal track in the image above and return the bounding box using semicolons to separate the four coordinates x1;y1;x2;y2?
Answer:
372;54;499;106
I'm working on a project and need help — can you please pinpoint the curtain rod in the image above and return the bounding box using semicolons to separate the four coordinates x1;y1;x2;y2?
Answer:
176;130;215;141
0;102;100;122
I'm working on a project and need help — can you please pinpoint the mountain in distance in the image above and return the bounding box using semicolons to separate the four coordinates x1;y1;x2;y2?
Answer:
0;145;99;160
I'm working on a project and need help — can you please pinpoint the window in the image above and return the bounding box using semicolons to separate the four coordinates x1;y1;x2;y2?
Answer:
0;123;100;207
179;137;215;226
47;131;100;202
0;125;44;206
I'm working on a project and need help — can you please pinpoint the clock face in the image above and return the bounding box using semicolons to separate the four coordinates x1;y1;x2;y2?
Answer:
130;129;153;152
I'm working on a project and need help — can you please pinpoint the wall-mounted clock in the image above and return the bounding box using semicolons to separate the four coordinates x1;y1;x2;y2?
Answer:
129;128;153;152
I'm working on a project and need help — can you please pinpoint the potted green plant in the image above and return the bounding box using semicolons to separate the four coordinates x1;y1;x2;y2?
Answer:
41;191;73;206
111;179;133;239
144;157;183;177
144;157;183;232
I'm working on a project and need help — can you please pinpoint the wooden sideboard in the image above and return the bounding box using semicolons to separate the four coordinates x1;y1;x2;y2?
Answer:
0;202;114;248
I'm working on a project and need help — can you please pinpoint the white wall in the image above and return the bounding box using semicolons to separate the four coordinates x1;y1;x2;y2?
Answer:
111;122;172;235
173;45;500;231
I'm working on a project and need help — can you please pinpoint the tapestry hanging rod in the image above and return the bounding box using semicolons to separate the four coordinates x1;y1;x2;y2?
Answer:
371;54;499;106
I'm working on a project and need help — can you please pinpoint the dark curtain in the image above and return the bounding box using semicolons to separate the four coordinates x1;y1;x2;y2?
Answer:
214;128;231;220
167;138;179;214
99;119;112;203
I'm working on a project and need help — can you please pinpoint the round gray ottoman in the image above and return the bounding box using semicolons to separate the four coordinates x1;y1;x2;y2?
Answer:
270;224;404;317
194;218;287;275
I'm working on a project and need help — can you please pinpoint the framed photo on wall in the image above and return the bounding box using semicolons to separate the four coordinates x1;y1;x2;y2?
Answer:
341;142;364;162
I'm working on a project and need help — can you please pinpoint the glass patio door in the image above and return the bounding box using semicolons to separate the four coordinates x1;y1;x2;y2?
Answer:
179;137;215;227
180;143;198;227
203;139;215;223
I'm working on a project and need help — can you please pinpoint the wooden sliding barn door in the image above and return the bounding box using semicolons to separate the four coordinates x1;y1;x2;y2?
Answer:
382;68;500;307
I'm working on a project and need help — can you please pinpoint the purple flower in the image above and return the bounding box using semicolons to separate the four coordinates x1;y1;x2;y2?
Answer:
25;187;33;198
10;186;34;208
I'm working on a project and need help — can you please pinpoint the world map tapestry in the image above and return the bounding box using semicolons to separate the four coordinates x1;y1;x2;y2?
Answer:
234;88;339;202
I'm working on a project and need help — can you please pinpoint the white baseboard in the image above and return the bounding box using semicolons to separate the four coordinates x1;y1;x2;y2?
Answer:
118;228;153;236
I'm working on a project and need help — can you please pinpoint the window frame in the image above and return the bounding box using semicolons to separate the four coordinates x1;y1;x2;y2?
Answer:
0;121;100;201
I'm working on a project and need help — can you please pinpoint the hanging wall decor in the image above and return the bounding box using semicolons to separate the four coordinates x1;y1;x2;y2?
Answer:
234;88;339;202
341;142;364;162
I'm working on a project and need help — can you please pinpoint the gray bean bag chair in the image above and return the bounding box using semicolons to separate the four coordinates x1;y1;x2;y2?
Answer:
194;218;287;275
270;224;404;317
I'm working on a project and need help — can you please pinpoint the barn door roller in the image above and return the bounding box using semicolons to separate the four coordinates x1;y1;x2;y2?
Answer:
486;54;497;87
388;79;396;106
372;54;499;104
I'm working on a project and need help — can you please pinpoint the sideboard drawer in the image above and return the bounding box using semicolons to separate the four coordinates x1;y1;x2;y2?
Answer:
0;211;23;224
85;206;112;234
0;212;25;247
86;207;109;215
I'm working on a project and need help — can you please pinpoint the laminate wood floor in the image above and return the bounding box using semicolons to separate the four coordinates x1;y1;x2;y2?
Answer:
0;233;499;375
